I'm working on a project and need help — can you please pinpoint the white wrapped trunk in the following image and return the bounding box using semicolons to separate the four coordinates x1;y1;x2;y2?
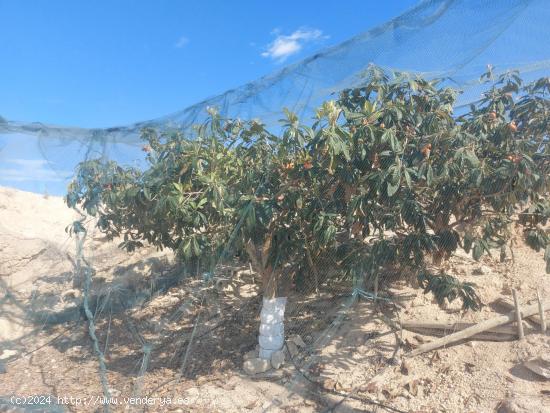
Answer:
258;297;286;359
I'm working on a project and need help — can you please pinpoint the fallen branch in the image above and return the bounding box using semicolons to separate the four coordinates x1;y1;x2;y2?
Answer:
494;297;545;328
401;321;516;335
408;299;550;357
401;321;516;341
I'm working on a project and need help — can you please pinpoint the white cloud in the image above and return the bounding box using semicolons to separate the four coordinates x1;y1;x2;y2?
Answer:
0;159;72;182
261;28;327;62
174;36;190;48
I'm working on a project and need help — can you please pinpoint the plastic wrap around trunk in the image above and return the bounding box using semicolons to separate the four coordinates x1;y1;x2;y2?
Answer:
258;297;286;360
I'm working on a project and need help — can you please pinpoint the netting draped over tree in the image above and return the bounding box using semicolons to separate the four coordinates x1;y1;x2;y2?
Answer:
1;0;550;194
1;1;550;412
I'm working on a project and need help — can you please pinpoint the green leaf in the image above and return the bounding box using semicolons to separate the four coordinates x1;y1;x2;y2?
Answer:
473;241;483;261
387;181;399;197
404;169;412;189
143;187;151;200
464;150;480;167
426;164;434;186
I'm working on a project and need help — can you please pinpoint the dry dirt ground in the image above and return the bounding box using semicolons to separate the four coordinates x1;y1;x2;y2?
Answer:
0;186;549;413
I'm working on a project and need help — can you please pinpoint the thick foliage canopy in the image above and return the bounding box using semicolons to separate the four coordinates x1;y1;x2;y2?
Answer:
67;68;550;310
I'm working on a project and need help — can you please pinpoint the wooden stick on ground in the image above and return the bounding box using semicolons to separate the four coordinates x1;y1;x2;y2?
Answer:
401;321;517;335
407;299;550;357
494;297;544;328
512;289;524;340
537;289;547;333
401;321;517;341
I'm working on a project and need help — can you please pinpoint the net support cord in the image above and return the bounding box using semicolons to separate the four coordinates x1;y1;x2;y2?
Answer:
76;227;112;413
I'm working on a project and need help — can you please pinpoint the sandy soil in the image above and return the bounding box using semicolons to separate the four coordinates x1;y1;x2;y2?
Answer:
0;186;549;413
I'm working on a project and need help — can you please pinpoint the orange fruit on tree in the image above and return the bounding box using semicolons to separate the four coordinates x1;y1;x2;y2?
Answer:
303;161;313;170
508;121;517;132
421;143;432;159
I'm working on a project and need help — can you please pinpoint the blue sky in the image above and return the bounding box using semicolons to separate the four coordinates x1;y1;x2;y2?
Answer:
0;0;418;128
0;0;420;195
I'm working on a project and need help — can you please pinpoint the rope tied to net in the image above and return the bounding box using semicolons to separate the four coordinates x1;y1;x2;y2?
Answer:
77;226;112;413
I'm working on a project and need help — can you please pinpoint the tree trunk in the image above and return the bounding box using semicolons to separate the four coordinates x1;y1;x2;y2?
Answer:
244;239;286;360
244;240;279;298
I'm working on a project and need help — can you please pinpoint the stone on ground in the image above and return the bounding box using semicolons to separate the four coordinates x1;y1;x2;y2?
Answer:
285;340;299;358
243;357;271;375
288;334;306;347
270;350;285;369
0;349;18;360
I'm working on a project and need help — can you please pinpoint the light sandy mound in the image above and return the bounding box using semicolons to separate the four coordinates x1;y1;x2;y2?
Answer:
0;186;173;343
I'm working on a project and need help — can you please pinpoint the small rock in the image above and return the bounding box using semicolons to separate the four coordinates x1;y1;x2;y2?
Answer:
243;349;257;360
271;350;285;369
473;265;491;275
289;334;306;347
496;399;527;413
286;341;299;358
523;356;550;379
0;349;18;360
243;357;271;375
